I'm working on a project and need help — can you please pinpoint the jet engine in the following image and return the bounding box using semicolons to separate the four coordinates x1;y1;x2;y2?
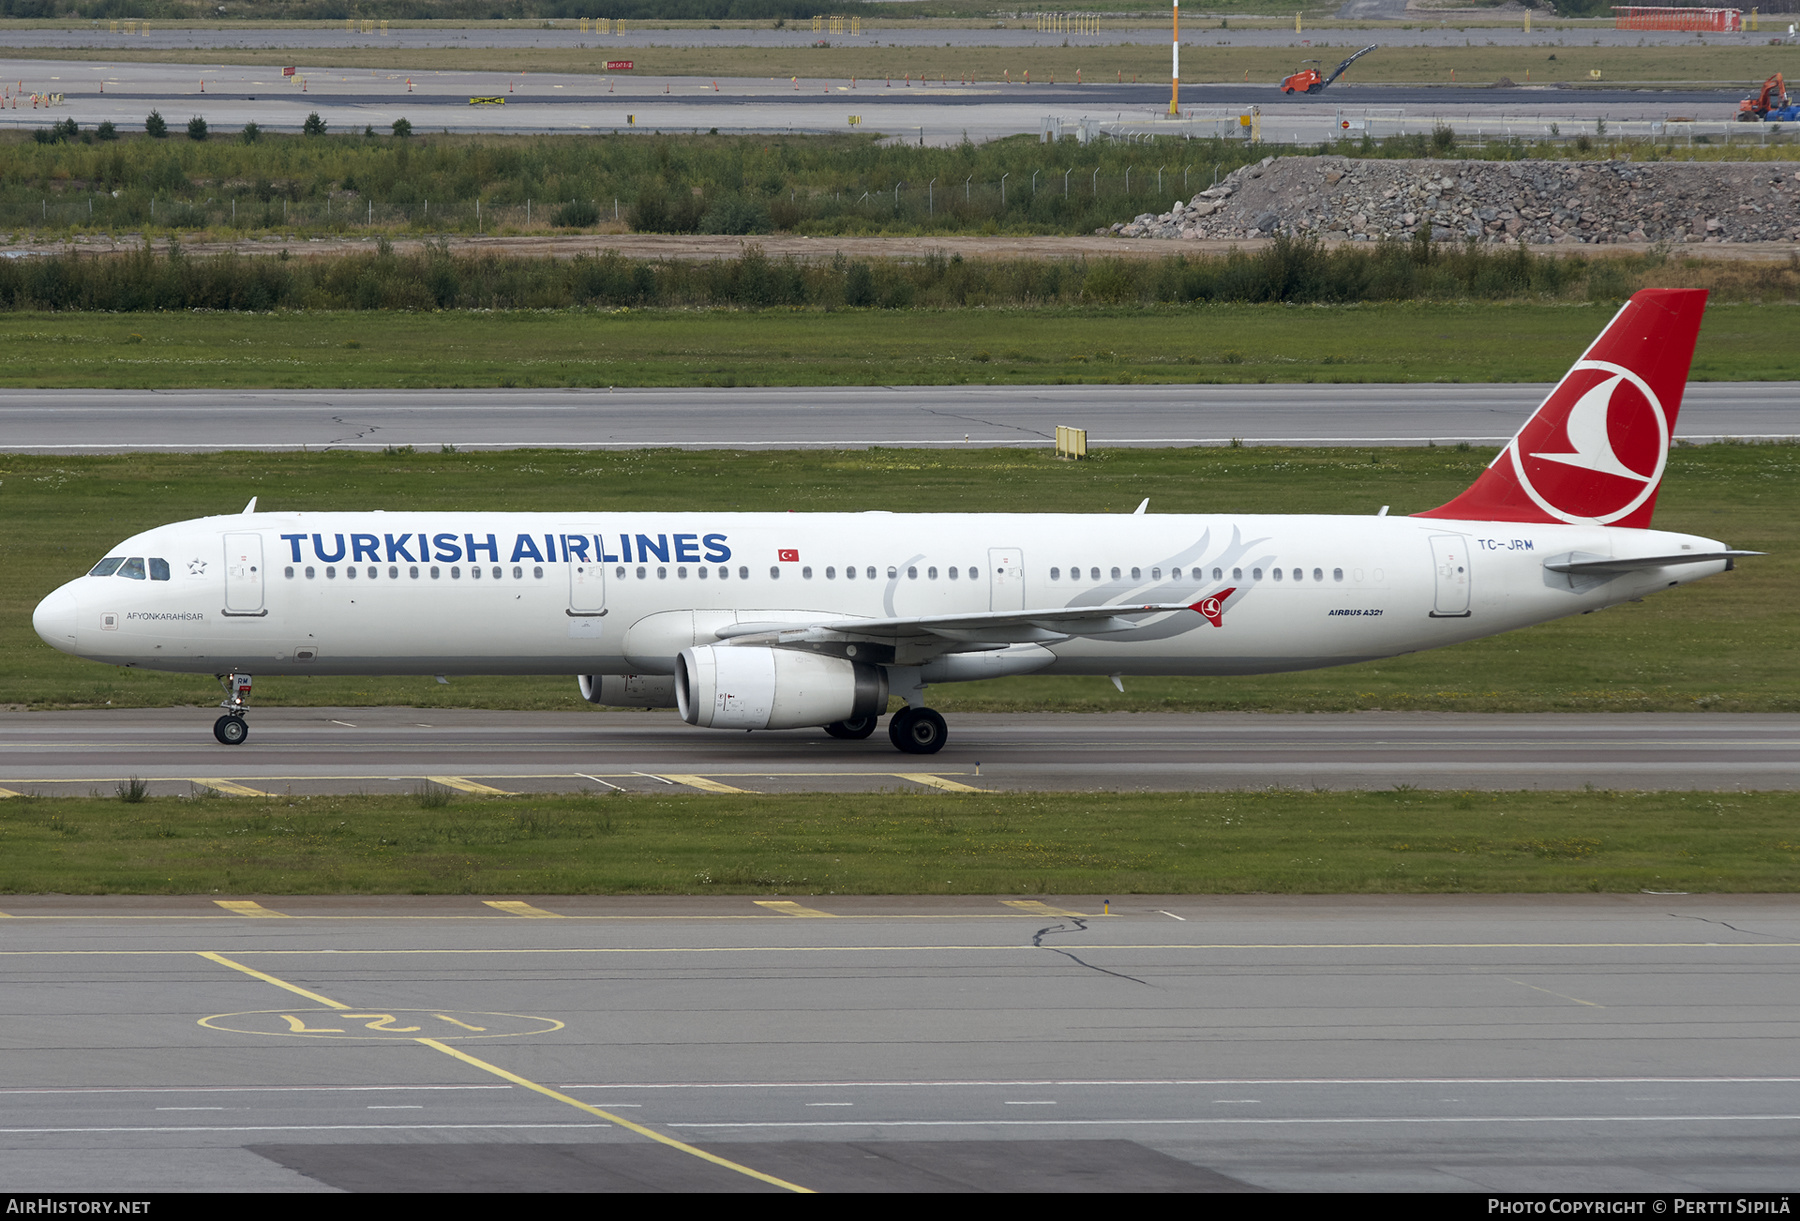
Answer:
675;646;888;730
578;673;678;708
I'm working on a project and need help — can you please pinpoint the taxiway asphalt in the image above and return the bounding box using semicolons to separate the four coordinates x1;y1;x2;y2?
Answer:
3;382;1795;453
2;709;1794;795
2;893;1796;1192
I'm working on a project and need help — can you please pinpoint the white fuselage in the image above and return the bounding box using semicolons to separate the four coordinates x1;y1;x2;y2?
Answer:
34;510;1729;682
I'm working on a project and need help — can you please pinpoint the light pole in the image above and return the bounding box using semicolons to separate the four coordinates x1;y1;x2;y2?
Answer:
1169;0;1180;116
1001;173;1009;205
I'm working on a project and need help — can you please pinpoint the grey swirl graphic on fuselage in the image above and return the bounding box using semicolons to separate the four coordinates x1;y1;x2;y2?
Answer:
1059;525;1274;645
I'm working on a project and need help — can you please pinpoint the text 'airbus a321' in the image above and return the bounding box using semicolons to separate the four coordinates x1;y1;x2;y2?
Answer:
33;289;1754;755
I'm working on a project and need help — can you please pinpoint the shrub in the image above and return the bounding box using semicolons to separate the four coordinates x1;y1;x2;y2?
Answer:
392;117;412;138
95;120;116;141
303;112;327;136
186;116;208;141
145;110;166;138
552;198;599;228
240;121;260;144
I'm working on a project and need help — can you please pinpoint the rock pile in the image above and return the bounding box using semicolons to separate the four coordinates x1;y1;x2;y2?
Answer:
1105;155;1800;245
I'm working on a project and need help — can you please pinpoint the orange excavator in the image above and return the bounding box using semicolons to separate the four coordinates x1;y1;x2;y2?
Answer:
1281;43;1378;95
1738;72;1800;120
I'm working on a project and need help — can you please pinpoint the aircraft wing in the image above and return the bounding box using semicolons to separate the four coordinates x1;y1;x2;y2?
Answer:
717;599;1214;646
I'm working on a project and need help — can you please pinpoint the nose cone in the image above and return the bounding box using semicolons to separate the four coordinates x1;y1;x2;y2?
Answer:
33;584;79;654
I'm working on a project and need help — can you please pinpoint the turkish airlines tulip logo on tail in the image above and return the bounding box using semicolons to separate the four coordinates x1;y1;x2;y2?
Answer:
1509;360;1668;525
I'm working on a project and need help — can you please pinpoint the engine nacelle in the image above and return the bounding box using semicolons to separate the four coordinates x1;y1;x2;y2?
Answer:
675;646;887;731
577;674;678;709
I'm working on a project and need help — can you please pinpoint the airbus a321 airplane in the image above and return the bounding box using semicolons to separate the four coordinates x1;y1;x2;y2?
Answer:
33;288;1754;755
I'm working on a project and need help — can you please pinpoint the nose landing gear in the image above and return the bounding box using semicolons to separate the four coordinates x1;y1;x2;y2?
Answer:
213;671;252;746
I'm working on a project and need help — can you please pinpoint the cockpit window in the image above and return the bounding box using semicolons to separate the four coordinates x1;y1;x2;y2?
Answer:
149;558;170;581
88;557;125;577
118;557;147;580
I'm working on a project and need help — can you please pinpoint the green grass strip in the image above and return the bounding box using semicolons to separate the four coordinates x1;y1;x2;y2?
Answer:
3;301;1799;388
5;789;1795;896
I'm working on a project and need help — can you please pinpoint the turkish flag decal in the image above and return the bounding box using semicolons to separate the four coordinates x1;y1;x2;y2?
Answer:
778;549;799;563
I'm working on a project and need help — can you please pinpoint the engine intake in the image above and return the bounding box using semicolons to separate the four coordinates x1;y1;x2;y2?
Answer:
675;646;887;731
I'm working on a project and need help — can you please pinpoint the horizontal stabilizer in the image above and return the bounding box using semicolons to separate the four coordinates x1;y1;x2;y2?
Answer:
1544;550;1760;575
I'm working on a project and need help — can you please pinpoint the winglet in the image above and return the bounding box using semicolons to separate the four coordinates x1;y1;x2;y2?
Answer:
1189;587;1237;627
241;496;258;515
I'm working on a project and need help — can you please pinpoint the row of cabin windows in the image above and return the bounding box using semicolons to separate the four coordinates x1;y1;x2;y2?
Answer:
612;565;984;581
1051;565;1347;584
89;557;171;581
286;564;549;581
279;562;1361;585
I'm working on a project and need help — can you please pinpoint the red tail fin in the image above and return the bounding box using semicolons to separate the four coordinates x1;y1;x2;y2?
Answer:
1415;288;1707;529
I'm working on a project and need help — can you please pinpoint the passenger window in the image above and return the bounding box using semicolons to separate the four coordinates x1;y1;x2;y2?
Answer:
327;566;338;579
150;558;171;581
1090;567;1100;581
1292;568;1302;582
804;566;814;579
413;566;422;579
928;566;938;579
119;557;146;580
1131;567;1141;580
1151;567;1161;580
1215;567;1224;581
1333;568;1344;582
305;566;316;579
718;567;729;580
429;566;439;579
825;566;836;579
697;566;708;580
677;567;688;579
969;567;979;579
89;557;125;577
870;567;880;580
1232;568;1242;580
513;566;523;580
635;566;646;579
908;566;917;580
1110;567;1120;580
1251;568;1262;581
886;566;896;579
492;567;502;580
347;566;359;580
450;566;461;579
1050;567;1060;581
392;566;402;580
656;567;667;580
1273;568;1283;582
948;567;958;580
738;566;749;579
1314;568;1324;582
769;566;780;579
845;565;857;580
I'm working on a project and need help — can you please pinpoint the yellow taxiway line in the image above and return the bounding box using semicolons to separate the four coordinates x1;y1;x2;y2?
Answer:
196;950;811;1193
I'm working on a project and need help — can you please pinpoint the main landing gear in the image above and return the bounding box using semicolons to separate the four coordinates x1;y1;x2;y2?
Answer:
213;671;252;746
821;708;949;754
824;715;878;740
887;707;948;755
